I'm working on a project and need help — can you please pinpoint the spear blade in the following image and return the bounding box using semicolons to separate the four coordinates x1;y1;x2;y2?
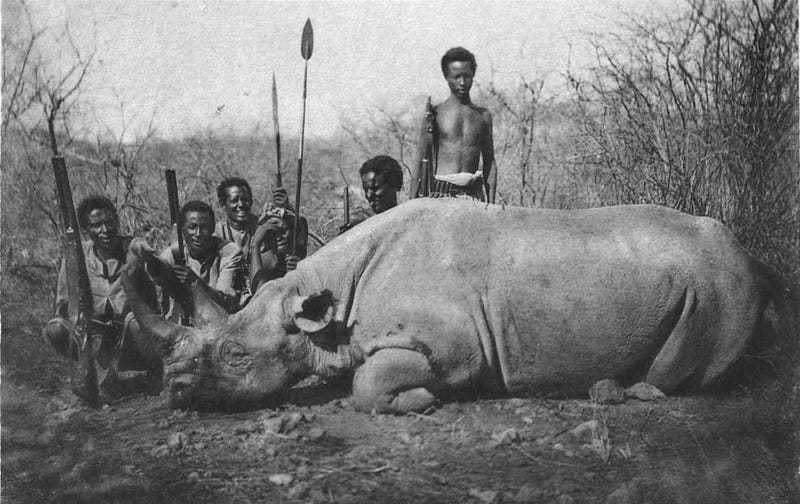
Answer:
271;73;282;187
301;18;314;60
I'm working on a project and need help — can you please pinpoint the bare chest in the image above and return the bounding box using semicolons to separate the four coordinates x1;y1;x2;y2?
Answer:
436;107;489;142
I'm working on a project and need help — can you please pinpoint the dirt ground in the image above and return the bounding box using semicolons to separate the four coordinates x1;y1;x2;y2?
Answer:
3;266;799;504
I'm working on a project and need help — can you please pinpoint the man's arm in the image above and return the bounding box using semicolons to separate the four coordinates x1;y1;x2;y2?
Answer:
216;242;242;298
482;112;498;204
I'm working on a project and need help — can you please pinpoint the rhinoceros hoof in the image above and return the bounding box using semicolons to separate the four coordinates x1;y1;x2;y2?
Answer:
624;382;666;402
353;387;436;415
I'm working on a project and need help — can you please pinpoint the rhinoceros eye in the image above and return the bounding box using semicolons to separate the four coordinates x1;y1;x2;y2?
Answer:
221;341;251;369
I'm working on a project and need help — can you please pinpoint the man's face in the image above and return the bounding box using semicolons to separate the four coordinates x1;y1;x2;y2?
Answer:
84;208;119;252
361;171;397;214
445;61;474;101
182;210;215;258
265;216;293;256
222;185;253;226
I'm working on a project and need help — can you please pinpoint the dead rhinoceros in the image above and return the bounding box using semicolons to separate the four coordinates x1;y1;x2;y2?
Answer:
122;199;781;413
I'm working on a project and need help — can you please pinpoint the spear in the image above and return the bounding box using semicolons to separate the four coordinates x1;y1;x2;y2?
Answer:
292;18;313;256
271;73;283;188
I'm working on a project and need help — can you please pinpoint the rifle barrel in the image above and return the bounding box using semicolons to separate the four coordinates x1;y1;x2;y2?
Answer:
165;169;185;265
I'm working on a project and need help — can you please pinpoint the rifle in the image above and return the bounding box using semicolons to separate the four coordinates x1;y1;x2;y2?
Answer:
165;169;191;326
419;96;436;197
52;155;98;406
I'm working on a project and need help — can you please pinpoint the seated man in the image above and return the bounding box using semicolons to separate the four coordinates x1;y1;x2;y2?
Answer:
214;177;307;306
249;204;308;293
340;155;403;233
409;46;498;203
43;196;162;401
157;200;242;319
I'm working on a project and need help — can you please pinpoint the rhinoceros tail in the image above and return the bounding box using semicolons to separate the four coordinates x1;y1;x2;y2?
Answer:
712;258;795;390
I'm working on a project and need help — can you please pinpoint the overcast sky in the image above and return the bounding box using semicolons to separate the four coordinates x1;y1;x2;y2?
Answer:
13;0;676;141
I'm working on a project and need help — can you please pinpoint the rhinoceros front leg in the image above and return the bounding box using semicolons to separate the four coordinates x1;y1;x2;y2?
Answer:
352;348;437;414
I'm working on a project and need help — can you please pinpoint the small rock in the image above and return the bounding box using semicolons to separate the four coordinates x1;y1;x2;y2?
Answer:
193;442;207;450
287;481;310;499
66;461;91;482
187;471;201;482
512;485;544;502
81;438;98;454
269;473;294;486
345;445;379;459
295;464;310;479
283;412;303;433
234;422;259;435
263;416;286;434
306;428;325;441
570;419;601;441
624;382;666;401
589;379;625;404
468;488;499;503
398;432;413;444
153;444;170;457
508;398;526;408
167;432;188;451
491;428;519;446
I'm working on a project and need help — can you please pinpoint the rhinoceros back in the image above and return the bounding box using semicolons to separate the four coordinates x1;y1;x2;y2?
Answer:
293;199;771;395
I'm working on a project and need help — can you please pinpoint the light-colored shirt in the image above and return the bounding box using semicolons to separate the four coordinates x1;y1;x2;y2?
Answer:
157;237;241;297
55;237;156;321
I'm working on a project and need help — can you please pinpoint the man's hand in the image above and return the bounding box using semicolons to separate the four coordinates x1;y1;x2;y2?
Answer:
128;238;155;259
272;187;290;208
253;217;284;249
285;255;300;271
172;264;197;285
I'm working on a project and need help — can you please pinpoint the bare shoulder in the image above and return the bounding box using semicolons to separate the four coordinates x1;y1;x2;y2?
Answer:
473;104;492;120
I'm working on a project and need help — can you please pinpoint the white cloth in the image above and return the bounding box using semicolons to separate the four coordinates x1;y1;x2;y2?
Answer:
434;170;483;186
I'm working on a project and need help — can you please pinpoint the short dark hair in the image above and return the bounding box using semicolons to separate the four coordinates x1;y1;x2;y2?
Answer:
359;155;403;191
180;200;215;225
216;177;252;206
77;195;117;229
441;47;477;76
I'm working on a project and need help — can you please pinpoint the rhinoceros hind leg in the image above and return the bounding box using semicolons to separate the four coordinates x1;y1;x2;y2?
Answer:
352;348;437;414
645;289;701;393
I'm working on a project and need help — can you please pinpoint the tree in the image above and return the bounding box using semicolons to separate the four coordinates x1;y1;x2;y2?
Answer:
2;0;97;266
569;0;799;278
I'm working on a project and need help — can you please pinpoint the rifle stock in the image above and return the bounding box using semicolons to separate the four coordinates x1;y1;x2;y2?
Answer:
419;96;435;197
52;155;98;406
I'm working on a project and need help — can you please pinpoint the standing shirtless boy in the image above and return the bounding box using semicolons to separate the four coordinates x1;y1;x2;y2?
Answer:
409;47;497;203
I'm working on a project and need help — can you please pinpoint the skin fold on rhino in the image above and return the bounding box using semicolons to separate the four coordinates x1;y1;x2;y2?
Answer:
121;199;781;413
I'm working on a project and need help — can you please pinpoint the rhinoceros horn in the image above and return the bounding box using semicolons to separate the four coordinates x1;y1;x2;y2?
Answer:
121;259;196;355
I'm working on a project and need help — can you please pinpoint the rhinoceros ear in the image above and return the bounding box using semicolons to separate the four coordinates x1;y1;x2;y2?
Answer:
292;290;335;334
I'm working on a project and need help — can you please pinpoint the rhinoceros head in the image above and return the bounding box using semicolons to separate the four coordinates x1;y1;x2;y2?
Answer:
122;260;335;410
